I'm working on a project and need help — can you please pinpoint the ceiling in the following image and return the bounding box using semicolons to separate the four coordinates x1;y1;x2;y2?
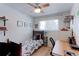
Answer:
4;3;74;18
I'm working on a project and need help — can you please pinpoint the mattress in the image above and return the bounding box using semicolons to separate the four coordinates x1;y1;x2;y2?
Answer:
22;39;43;56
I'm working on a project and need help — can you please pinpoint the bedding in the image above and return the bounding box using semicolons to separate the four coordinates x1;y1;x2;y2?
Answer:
22;41;35;56
22;39;43;56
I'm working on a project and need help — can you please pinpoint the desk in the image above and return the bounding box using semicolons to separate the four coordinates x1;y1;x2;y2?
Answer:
52;40;79;56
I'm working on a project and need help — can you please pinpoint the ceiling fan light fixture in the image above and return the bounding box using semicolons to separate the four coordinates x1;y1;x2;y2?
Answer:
34;7;41;13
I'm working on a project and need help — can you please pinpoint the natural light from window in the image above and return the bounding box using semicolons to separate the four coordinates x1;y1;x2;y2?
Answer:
39;19;59;31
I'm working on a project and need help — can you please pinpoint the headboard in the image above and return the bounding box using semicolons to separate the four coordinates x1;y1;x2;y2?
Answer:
33;31;44;40
0;39;22;56
7;39;22;56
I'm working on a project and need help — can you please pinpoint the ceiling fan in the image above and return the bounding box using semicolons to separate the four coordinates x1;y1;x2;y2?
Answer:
27;3;49;13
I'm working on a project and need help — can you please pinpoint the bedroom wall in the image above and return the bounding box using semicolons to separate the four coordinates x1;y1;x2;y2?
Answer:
0;4;33;45
33;11;71;40
33;11;72;47
70;4;79;46
33;11;70;30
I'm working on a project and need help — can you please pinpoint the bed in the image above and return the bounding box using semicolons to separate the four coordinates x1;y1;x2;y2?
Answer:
22;39;43;56
22;31;44;56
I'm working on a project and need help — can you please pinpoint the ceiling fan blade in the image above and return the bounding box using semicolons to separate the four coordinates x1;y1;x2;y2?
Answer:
27;3;37;8
39;3;49;9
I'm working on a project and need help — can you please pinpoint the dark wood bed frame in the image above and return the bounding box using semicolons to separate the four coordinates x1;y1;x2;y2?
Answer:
33;30;44;40
0;39;22;56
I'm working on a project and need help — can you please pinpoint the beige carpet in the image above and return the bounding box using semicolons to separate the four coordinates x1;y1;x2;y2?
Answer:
32;46;51;56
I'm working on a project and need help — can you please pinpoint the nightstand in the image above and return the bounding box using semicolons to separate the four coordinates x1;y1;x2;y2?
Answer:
43;36;48;46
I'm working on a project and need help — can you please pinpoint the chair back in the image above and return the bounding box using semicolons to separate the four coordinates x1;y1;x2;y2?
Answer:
49;37;55;50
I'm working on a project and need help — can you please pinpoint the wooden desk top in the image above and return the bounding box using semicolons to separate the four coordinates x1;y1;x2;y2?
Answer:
52;40;79;56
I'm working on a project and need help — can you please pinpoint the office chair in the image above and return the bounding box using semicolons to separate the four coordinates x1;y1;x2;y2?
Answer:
49;37;55;55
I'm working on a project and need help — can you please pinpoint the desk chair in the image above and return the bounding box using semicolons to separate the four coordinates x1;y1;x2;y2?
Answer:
49;37;55;55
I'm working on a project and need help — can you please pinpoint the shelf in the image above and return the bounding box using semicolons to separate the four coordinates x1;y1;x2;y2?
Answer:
64;21;70;23
0;16;8;21
64;15;74;20
0;16;8;36
0;26;7;31
60;28;69;31
0;18;8;21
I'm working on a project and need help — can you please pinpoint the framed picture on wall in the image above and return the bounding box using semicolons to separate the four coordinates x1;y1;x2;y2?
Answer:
17;21;23;27
35;24;38;28
24;22;28;27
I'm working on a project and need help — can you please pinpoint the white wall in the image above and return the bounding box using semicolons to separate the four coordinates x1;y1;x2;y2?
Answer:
71;4;79;46
0;4;33;45
33;11;71;47
33;11;71;40
33;11;70;30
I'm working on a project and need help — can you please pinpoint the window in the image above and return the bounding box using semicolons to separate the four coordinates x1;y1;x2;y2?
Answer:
39;19;59;31
39;21;46;30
